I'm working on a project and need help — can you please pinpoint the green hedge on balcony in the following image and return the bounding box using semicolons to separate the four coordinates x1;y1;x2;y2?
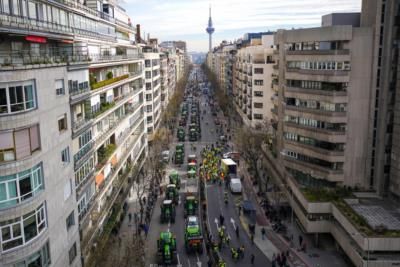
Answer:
91;74;129;90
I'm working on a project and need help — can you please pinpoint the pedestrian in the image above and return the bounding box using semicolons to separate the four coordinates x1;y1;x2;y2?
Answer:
128;212;132;222
261;227;266;240
272;253;276;267
207;258;212;267
282;252;287;267
219;214;225;225
239;245;245;258
238;205;242;216
250;254;255;264
299;234;303;247
250;234;254;244
235;227;239;238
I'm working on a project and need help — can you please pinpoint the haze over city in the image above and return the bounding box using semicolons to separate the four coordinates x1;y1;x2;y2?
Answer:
124;0;362;52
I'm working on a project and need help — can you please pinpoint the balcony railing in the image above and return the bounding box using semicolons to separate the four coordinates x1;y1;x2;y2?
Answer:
72;117;93;132
0;49;143;69
74;140;94;166
115;18;135;30
0;13;116;43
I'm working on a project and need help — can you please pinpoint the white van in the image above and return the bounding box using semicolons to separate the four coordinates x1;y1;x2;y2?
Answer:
229;178;242;194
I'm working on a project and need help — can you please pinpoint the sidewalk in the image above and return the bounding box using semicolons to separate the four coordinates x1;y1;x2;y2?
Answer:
238;162;350;267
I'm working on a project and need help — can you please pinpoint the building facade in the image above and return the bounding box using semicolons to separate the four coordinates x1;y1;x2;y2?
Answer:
143;47;161;138
0;1;189;266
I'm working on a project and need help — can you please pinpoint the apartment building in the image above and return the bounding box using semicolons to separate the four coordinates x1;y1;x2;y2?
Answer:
234;34;275;128
143;46;161;138
160;53;169;110
266;12;400;267
0;0;147;266
208;34;275;128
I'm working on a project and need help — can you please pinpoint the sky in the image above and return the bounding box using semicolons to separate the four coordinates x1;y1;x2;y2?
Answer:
122;0;362;52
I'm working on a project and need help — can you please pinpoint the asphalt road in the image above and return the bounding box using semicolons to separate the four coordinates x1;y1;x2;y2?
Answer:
145;66;270;267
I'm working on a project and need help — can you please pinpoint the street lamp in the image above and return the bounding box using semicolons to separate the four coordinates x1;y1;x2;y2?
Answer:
351;232;369;267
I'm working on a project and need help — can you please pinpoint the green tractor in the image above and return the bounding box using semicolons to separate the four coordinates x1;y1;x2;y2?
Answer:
177;128;185;142
187;162;197;172
166;184;179;204
184;216;204;254
187;169;196;179
160;200;176;223
184;196;198;218
169;171;181;189
189;128;197;142
157;231;178;265
175;144;184;165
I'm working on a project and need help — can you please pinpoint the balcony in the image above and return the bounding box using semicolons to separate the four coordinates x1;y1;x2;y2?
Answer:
0;49;143;70
0;13;115;45
94;104;143;149
82;146;146;263
74;140;95;169
286;49;350;56
286;68;349;76
72;117;93;133
80;131;145;244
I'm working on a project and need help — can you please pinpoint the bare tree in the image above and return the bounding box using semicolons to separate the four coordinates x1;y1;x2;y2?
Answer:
234;126;266;190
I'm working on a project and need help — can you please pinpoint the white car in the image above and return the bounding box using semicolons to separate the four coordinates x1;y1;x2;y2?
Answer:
229;178;242;194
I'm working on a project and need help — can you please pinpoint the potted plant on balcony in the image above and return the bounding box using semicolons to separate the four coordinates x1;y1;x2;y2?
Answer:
106;71;114;80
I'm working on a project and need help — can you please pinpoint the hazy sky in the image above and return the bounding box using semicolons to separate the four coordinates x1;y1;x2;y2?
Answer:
123;0;362;52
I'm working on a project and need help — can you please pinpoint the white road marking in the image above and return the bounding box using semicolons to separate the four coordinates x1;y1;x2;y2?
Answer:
214;218;219;229
177;253;182;267
230;217;236;230
187;258;192;267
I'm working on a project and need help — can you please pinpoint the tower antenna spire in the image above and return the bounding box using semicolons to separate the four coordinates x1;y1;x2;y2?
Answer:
206;3;215;52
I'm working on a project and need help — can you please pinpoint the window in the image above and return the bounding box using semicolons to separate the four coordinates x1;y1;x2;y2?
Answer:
69;242;77;264
0;124;40;162
64;179;72;200
78;130;92;149
13;241;51;267
74;156;95;188
146;94;152;102
0;203;47;251
253;114;263;120
55;79;65;96
147;116;153;123
0;80;36;115
66;211;75;230
146;82;152;90
254;80;264;86
254;91;263;97
58;114;67;132
0;163;44;209
145;71;151;79
61;147;70;163
145;60;151;68
254;102;263;108
254;68;263;74
146;105;152;112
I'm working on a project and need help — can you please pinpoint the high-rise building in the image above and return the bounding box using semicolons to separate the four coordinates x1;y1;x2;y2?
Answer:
0;1;147;266
234;34;276;128
143;45;162;138
206;3;400;266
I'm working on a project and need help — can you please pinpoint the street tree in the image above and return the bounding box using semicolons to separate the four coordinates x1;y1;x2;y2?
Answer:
234;126;266;190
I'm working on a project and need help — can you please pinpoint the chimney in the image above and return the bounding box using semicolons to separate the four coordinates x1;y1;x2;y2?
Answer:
136;24;141;43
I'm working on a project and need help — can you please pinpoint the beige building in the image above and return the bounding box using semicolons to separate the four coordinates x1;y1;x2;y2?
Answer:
234;34;276;128
265;10;400;267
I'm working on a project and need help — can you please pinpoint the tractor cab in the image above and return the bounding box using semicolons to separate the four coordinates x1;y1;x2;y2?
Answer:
160;199;176;223
157;231;177;264
184;196;198;218
187;162;197;172
169;171;181;189
166;184;179;204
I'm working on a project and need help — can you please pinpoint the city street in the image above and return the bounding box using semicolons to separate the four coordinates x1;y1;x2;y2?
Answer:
144;66;271;267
